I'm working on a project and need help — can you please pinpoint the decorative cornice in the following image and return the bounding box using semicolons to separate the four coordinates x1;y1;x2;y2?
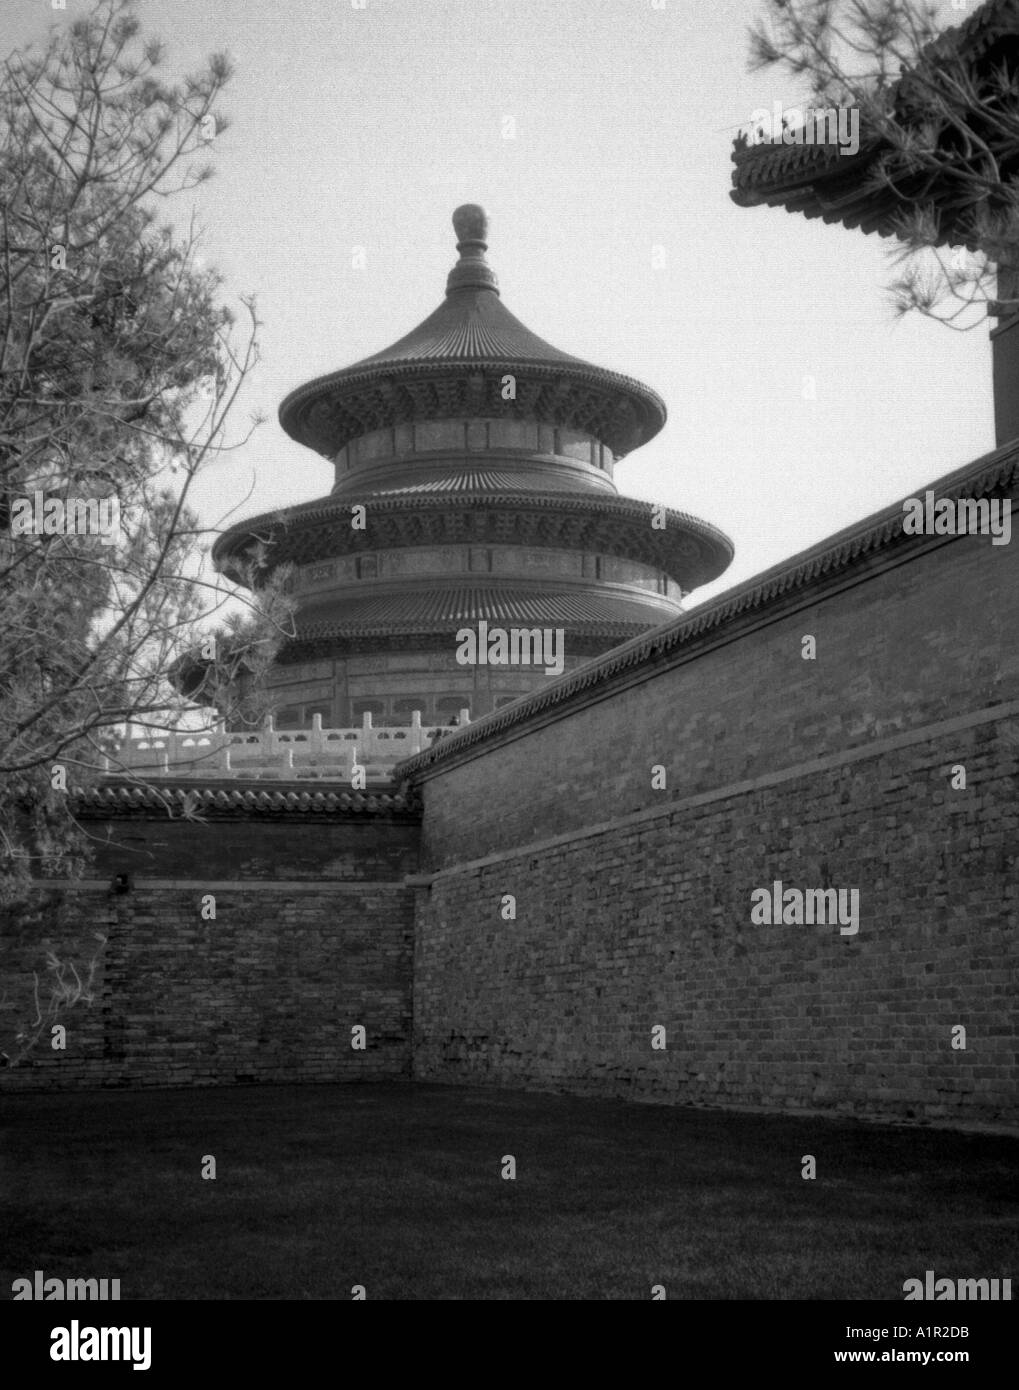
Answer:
922;0;1019;63
731;139;884;214
396;439;1019;780
280;362;666;461
213;491;734;591
294;611;663;641
274;628;630;662
730;0;1019;243
74;782;421;818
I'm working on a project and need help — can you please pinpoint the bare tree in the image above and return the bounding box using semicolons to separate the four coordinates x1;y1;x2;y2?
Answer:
0;931;105;1068
747;0;1019;327
0;0;295;905
0;0;296;1064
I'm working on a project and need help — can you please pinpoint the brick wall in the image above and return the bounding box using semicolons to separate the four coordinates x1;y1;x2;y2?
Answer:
411;496;1019;1125
87;811;421;883
0;813;419;1091
5;456;1016;1123
419;531;1018;867
414;723;1016;1123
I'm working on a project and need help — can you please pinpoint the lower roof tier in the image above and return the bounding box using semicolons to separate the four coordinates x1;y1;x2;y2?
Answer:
213;491;734;593
173;583;675;701
294;580;681;638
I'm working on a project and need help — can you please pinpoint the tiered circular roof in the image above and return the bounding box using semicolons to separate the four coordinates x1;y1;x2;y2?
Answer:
278;205;667;460
213;491;733;594
210;205;733;665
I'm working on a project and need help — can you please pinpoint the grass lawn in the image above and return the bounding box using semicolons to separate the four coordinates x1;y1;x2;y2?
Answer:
1;1082;1016;1300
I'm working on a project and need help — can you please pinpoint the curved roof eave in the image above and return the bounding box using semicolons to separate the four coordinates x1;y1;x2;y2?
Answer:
211;490;735;588
278;355;667;444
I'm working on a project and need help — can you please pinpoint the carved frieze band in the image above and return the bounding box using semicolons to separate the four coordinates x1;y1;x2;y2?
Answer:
295;369;648;459
217;501;726;589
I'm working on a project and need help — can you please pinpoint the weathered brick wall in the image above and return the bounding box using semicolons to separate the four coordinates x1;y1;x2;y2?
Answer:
414;723;1016;1123
89;813;420;882
5;474;1016;1122
419;532;1017;868
413;522;1019;1125
0;814;418;1091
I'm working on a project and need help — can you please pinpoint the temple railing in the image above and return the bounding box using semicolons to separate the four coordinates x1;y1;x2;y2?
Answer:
105;710;471;782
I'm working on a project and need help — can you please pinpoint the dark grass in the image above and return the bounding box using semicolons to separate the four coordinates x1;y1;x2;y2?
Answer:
1;1082;1016;1300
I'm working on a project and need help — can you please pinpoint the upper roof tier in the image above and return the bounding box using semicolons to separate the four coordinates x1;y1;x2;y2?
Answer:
278;205;667;460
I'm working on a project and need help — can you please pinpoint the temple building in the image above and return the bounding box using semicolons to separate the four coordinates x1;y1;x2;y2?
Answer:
13;7;1015;1129
199;205;731;744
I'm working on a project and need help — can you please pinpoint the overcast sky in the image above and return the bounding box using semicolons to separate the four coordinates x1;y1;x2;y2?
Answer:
8;0;994;607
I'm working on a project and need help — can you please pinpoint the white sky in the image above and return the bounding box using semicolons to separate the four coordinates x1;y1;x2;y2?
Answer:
8;0;994;607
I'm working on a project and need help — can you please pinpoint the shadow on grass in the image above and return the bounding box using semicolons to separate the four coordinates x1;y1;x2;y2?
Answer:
1;1082;1016;1299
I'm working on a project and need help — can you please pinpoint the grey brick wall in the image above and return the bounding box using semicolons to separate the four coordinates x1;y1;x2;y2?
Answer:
0;818;418;1091
419;533;1018;868
413;527;1018;1125
4;513;1016;1123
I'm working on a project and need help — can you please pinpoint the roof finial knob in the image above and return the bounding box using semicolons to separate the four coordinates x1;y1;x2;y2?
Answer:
447;204;499;296
453;203;488;249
